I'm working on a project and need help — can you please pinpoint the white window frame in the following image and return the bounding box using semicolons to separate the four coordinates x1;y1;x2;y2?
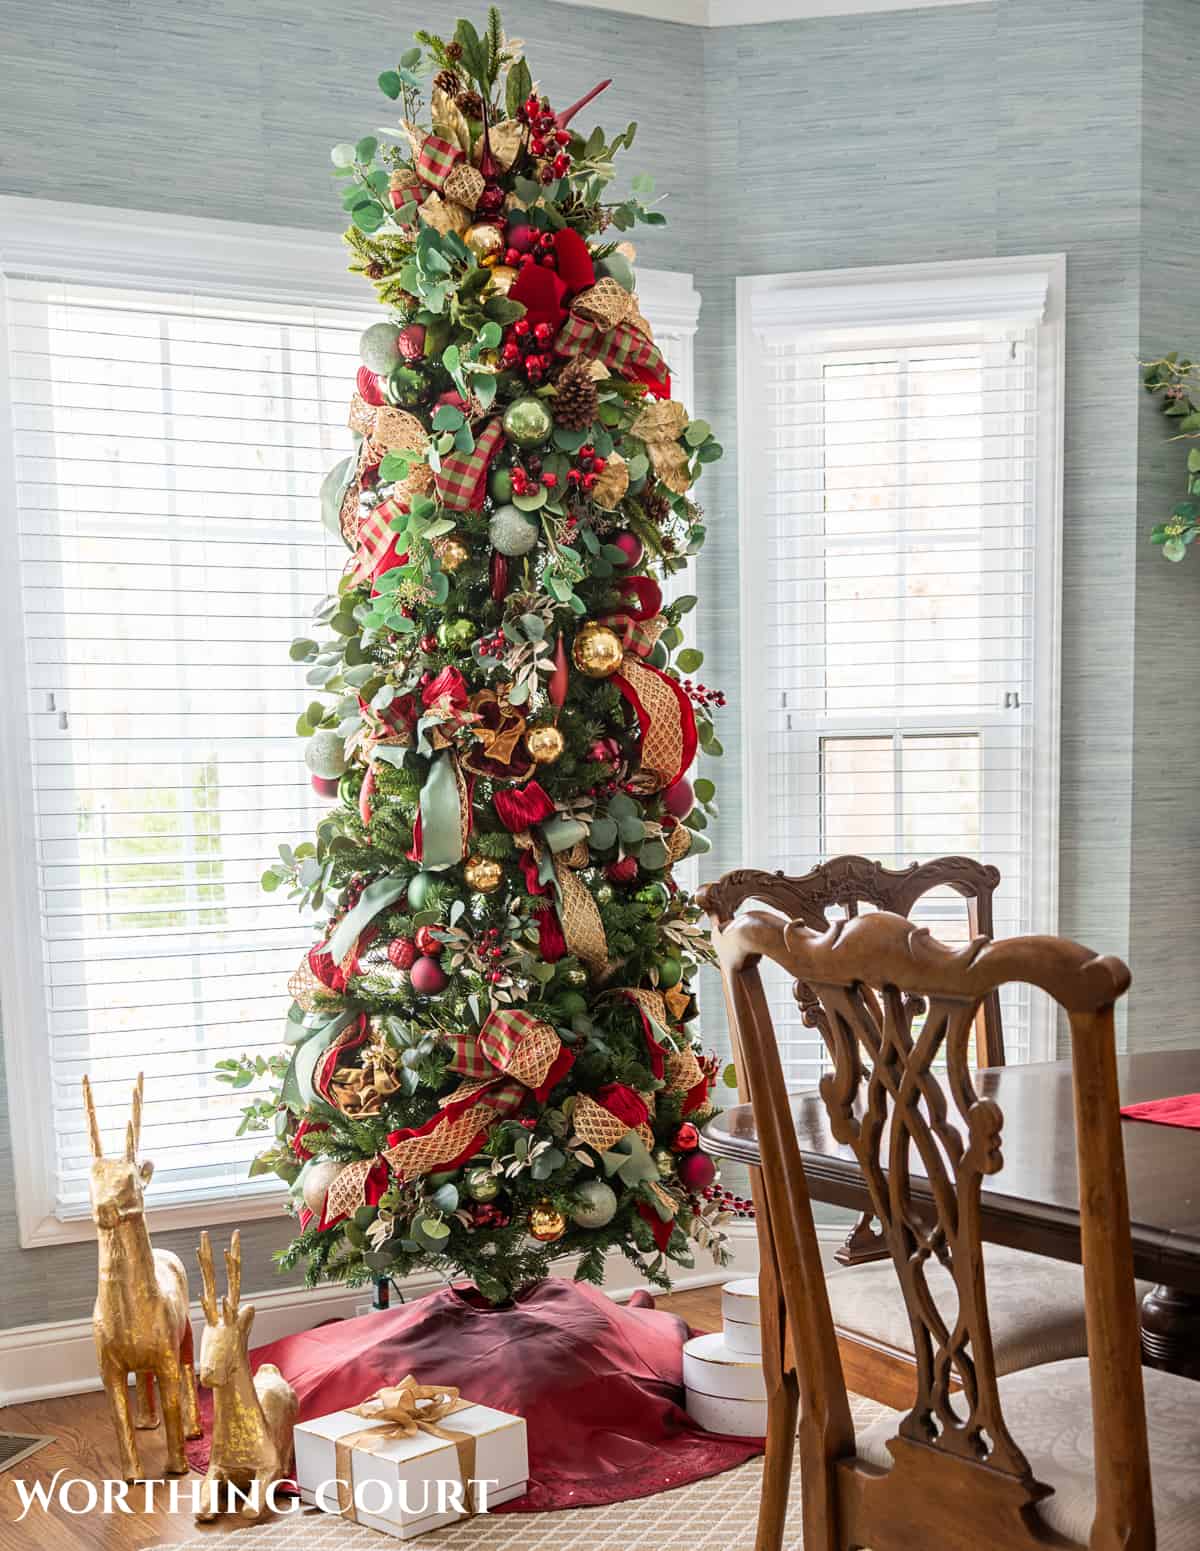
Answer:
736;255;1065;1062
0;195;700;1249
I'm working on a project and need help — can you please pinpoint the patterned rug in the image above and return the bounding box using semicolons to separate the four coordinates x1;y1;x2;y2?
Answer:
157;1396;890;1551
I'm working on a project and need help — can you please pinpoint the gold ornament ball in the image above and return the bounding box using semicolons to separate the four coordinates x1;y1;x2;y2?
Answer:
526;724;565;765
563;964;588;988
572;623;624;679
652;1146;676;1179
464;222;505;262
487;264;518;296
464;1165;500;1203
435;534;470;573
464;854;504;894
529;1201;567;1243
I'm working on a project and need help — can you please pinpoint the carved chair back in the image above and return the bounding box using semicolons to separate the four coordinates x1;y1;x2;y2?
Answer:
697;856;1004;1068
712;909;1149;1551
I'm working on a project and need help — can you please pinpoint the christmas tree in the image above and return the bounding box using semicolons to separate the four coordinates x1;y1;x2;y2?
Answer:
221;9;732;1305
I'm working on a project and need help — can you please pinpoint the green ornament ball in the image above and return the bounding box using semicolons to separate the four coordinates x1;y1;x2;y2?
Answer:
489;466;514;502
438;617;475;649
305;729;348;780
407;871;434;910
489;504;540;557
502;395;553;449
636;881;670;917
570;1179;618;1229
360;322;402;373
464;1165;500;1203
563;964;588;988
658;956;683;989
652;1145;675;1179
387;362;433;408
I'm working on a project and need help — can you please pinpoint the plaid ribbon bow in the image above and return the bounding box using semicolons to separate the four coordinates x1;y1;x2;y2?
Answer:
555;313;671;398
435;416;506;512
415;133;463;191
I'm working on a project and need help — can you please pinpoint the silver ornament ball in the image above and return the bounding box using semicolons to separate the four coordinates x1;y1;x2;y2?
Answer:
570;1179;618;1229
488;504;540;557
359;321;402;374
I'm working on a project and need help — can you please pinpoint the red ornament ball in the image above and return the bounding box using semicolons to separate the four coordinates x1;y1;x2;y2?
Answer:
677;1150;716;1191
611;531;644;568
663;777;694;819
419;633;438;654
387;936;417;970
587;736;621;764
310;774;340;799
414;925;443;957
671;1122;700;1153
409;956;448;996
397;323;426;361
356;365;385;407
606;855;638;885
506;223;536;253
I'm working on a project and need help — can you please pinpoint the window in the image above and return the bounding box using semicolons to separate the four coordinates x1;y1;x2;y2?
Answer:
737;258;1063;1079
0;200;701;1246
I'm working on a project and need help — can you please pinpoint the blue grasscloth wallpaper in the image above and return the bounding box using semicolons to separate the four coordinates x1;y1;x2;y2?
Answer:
0;0;1187;1325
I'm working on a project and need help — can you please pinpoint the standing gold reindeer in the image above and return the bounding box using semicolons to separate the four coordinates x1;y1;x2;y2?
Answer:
195;1230;298;1523
84;1073;201;1480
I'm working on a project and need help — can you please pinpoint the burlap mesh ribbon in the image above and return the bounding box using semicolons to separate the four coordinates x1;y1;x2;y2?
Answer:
614;655;691;793
573;1093;654;1154
334;1380;478;1523
516;831;609;974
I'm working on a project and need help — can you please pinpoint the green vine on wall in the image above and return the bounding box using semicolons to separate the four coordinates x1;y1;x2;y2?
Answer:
1144;353;1200;561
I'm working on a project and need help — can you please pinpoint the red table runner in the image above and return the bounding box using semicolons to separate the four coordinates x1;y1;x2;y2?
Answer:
1120;1092;1200;1129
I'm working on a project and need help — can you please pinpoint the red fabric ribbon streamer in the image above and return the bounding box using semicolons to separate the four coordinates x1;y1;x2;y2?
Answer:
536;907;567;961
510;264;569;335
494;779;556;832
638;1202;674;1252
594;1083;649;1131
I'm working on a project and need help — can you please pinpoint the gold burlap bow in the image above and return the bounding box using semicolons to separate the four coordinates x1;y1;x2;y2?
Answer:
629;399;694;495
329;1036;402;1119
515;831;610;975
335;1379;478;1523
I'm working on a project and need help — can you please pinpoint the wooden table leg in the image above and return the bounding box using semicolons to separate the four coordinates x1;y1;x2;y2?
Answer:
1140;1284;1200;1377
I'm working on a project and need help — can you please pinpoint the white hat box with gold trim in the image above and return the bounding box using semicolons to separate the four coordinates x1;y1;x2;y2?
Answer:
683;1279;767;1438
720;1277;761;1355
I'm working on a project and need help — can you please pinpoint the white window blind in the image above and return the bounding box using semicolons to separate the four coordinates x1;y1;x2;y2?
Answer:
3;276;368;1218
739;261;1062;1083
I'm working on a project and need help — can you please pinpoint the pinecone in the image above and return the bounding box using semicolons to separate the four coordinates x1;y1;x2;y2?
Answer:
641;488;671;526
434;68;462;95
553;359;599;431
445;40;463;60
456;89;484;119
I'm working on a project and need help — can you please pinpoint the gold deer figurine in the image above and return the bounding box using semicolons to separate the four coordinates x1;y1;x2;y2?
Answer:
195;1230;298;1522
84;1073;201;1481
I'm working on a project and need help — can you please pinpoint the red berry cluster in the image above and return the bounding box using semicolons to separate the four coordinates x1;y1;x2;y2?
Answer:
681;678;727;710
510;460;557;496
702;1184;756;1219
471;1202;510;1228
518;95;573;183
477;627;507;660
566;443;607;496
501;227;558;273
480;925;506;983
500;312;556;382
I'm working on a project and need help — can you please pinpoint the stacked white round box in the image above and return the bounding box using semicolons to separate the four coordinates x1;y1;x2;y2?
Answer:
682;1278;766;1436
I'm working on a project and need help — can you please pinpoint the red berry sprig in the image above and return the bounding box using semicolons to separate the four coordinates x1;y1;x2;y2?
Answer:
501;316;556;383
565;442;608;497
681;679;727;710
477;627;507;660
519;95;574;183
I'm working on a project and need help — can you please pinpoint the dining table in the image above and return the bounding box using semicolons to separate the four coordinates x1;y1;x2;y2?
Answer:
700;1046;1200;1377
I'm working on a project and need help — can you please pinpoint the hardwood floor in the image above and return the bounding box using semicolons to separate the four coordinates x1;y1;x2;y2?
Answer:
0;1286;724;1551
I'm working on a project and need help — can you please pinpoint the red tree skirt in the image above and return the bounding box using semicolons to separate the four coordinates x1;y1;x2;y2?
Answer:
185;1278;761;1511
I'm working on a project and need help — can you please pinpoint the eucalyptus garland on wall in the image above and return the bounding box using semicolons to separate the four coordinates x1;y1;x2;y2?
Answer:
218;10;737;1304
1144;352;1200;561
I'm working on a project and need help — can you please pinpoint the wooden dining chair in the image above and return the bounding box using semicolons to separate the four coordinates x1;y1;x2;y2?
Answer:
699;857;1106;1409
712;908;1199;1551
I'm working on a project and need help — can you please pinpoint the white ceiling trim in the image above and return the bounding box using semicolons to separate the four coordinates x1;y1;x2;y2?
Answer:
554;0;991;25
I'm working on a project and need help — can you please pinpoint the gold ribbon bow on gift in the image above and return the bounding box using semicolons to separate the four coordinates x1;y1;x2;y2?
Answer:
335;1378;478;1523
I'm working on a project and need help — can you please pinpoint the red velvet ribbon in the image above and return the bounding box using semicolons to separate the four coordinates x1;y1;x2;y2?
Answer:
493;779;556;832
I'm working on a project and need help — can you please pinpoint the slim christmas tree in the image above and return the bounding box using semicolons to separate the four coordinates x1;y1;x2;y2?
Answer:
222;9;732;1304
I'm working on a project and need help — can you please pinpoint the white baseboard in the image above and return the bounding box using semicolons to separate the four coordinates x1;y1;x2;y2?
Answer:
0;1226;767;1408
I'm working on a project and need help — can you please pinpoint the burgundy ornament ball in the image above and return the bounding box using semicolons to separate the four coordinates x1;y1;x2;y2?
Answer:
414;925;443;957
387;936;417;970
409;956;448;996
506;222;536;253
611;530;644;568
310;774;341;799
663;777;694;819
677;1150;716;1191
397;323;427;361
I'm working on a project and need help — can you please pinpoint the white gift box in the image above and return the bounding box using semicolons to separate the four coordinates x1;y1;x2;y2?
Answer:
720;1276;762;1356
294;1398;528;1540
683;1331;767;1402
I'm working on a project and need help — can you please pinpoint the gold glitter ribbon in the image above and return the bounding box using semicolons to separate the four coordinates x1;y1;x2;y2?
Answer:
630;399;694;495
516;832;610;974
334;1380;478;1523
616;655;687;793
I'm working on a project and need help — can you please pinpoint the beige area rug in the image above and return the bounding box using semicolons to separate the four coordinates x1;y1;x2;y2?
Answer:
158;1396;890;1551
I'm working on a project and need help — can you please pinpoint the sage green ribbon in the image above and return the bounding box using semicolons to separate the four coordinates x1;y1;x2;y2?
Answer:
532;815;588;901
601;1130;659;1187
419;750;466;871
327;875;411;963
